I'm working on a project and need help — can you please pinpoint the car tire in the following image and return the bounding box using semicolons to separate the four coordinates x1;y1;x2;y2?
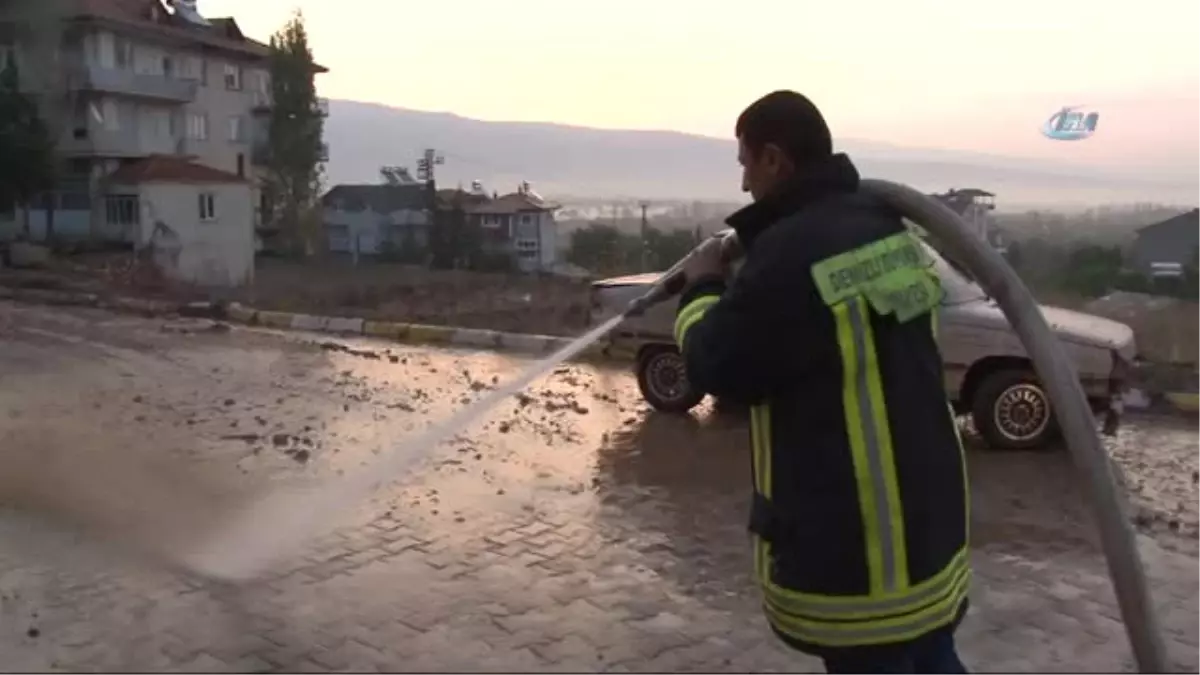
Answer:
636;345;705;414
971;368;1059;450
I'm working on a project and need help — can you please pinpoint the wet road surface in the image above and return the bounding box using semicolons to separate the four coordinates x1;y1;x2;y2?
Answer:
0;301;1196;673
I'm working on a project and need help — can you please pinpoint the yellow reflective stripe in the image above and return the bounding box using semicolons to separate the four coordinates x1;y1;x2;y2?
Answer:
765;569;970;647
751;403;772;584
856;298;910;589
829;297;911;594
673;295;720;349
763;547;969;620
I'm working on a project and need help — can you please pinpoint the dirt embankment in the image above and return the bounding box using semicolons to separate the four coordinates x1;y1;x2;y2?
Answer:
0;252;595;337
237;258;593;337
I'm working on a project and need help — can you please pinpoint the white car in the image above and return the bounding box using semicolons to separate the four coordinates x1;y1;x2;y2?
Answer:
589;239;1137;450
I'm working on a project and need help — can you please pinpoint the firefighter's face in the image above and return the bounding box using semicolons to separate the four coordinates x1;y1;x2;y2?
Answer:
738;137;793;201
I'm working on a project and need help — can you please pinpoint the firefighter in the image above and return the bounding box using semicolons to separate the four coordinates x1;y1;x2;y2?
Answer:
675;90;971;674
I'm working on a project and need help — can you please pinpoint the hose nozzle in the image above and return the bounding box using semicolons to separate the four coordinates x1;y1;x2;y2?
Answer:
624;232;743;317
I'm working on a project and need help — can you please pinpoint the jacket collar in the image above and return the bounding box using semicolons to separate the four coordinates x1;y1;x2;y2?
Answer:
725;153;860;249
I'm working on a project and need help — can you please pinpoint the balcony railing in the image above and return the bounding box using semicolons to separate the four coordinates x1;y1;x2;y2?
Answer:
251;92;330;117
78;65;198;103
59;127;194;159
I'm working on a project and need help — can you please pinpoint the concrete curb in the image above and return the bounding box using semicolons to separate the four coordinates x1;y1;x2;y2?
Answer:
3;286;1196;411
223;301;601;360
0;285;609;361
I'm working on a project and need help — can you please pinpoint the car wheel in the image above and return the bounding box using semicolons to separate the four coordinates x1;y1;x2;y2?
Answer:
636;345;705;413
971;368;1058;450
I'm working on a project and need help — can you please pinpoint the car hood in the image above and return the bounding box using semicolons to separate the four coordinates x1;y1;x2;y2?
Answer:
957;300;1136;353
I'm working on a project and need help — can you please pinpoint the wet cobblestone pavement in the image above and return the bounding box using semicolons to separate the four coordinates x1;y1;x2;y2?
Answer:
0;302;1196;673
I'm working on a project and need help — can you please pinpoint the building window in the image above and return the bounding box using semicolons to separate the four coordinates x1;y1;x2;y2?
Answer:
520;214;533;225
105;195;139;226
186;112;208;140
115;38;133;69
227;115;244;142
515;239;539;259
146;108;171;138
198;192;216;221
223;63;241;90
178;54;203;81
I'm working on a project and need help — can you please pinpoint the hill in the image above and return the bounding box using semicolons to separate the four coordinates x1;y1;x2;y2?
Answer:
323;100;1199;208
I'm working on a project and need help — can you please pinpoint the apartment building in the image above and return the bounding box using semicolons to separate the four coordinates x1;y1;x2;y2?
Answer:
1;0;326;252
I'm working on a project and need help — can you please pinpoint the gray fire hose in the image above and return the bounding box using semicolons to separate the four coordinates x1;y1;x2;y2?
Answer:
627;179;1167;673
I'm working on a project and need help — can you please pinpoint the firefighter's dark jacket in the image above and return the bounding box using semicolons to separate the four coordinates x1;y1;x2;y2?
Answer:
675;153;970;653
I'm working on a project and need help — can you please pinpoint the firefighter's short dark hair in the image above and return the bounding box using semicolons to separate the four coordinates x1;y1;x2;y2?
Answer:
735;90;833;164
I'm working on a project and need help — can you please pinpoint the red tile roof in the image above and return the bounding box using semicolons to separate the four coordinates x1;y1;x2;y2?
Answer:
106;155;248;184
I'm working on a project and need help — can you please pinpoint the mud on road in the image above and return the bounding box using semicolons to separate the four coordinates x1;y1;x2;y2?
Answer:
0;301;1195;673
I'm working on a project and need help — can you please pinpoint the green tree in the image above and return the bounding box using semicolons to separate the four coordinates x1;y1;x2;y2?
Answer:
567;223;629;274
643;227;696;270
395;228;426;264
0;60;55;235
1060;245;1124;297
428;204;483;270
262;11;326;257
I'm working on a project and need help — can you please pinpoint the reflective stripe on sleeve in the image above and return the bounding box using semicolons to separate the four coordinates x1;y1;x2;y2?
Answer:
674;295;720;350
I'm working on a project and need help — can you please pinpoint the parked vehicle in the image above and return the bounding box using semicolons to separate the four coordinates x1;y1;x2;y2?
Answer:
589;237;1136;450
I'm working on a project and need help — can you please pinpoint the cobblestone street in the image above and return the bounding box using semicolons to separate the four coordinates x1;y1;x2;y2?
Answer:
0;302;1196;673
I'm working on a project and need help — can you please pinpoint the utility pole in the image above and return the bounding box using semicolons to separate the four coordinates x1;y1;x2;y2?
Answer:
417;148;445;266
639;201;650;272
415;148;444;185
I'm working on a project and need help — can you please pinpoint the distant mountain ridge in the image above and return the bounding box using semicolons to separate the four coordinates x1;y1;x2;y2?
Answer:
323;100;1199;209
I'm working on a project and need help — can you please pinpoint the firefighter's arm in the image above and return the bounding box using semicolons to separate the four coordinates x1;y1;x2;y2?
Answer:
673;242;818;404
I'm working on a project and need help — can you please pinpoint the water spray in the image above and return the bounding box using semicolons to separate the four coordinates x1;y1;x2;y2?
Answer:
182;180;1163;672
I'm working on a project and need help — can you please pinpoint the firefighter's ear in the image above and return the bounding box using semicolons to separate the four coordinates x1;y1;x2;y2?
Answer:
761;143;792;176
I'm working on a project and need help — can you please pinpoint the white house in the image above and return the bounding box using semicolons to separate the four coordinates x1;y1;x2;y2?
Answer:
467;182;559;273
321;183;430;257
106;154;254;287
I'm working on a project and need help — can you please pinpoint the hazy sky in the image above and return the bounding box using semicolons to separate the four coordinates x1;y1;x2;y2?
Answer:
204;0;1199;174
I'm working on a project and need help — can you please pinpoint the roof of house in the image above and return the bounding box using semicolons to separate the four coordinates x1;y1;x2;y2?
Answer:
1135;208;1199;237
467;191;559;215
323;184;427;213
436;188;491;210
106;155;247;184
65;0;329;71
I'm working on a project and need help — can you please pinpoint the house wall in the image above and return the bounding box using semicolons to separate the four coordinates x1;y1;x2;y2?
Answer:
137;182;255;287
537;211;558;270
72;28;266;239
324;207;428;255
186;57;263;178
1129;218;1200;275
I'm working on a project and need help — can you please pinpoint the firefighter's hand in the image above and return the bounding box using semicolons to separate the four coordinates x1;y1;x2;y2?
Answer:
681;236;728;282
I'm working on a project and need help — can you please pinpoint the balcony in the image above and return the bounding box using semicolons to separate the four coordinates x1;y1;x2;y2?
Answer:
251;93;330;117
60;127;192;159
78;65;198;104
